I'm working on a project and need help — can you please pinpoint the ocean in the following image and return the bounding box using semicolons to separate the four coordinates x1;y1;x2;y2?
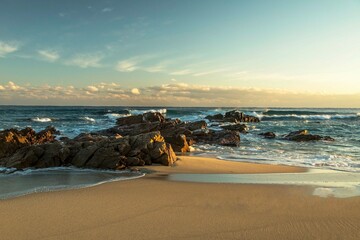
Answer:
1;106;359;199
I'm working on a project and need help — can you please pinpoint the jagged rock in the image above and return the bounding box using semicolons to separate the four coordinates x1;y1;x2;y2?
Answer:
34;143;70;168
151;143;177;166
283;130;335;142
164;134;189;152
221;124;248;133
2;142;69;169
0;126;58;159
116;112;165;126
0;127;177;170
184;121;207;131
259;132;276;139
143;112;165;123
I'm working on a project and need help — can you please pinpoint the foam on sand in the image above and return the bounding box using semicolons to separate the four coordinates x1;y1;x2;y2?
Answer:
168;169;360;198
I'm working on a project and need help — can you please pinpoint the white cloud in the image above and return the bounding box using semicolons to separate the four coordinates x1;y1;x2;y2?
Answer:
0;41;19;57
38;50;60;62
87;86;99;92
131;88;140;95
7;81;21;91
102;8;112;12
67;54;103;68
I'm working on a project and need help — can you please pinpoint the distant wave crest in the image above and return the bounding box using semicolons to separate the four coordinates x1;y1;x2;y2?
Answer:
262;114;359;121
129;108;167;115
80;116;96;122
31;117;52;122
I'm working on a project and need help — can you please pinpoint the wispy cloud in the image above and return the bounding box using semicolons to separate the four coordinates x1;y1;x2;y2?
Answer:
66;54;103;68
115;59;138;72
192;68;230;77
38;49;60;62
0;41;19;57
102;8;113;13
115;55;156;72
1;81;359;107
170;69;193;75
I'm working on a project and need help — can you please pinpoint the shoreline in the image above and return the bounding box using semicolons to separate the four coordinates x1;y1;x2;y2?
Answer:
2;156;360;239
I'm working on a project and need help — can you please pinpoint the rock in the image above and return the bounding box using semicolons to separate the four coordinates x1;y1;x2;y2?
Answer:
0;128;177;170
192;129;240;147
151;143;177;166
205;113;224;121
205;110;260;123
116;115;144;126
164;134;189;152
221;124;248;133
283;130;335;142
259;132;276;139
185;121;207;131
0;127;58;159
2;142;69;169
71;144;99;167
34;143;70;168
85;146;122;169
143;112;165;123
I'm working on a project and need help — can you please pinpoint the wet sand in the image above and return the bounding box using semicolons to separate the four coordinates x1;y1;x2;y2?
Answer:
1;156;360;240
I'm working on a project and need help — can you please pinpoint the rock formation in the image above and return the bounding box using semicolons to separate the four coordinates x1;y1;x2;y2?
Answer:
206;110;260;123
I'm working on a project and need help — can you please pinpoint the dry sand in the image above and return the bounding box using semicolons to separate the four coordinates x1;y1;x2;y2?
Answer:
1;156;360;240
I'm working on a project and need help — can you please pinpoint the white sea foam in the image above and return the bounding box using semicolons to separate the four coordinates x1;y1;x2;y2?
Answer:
169;169;360;198
263;114;358;120
245;111;264;119
105;113;131;120
129;108;167;115
81;116;96;122
0;167;145;199
31;117;52;122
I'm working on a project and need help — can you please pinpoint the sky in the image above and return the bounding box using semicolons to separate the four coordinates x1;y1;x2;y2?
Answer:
0;0;359;107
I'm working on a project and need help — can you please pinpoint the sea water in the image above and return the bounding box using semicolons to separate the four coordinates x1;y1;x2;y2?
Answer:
0;167;144;200
0;106;359;198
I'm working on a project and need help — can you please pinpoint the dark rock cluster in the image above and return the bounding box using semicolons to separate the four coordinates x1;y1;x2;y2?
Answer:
0;110;335;172
205;110;260;123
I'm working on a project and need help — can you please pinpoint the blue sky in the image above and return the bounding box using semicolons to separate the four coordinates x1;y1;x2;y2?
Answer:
0;0;360;106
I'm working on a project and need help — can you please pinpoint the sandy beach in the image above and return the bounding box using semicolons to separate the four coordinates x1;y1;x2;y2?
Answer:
1;156;360;240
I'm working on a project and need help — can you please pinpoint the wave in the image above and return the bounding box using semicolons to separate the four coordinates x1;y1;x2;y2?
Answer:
104;113;131;120
264;109;341;116
80;116;96;122
262;114;359;121
0;167;145;200
129;108;167;115
31;117;52;122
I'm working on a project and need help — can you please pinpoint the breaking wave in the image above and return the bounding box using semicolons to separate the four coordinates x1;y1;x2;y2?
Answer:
80;116;96;122
31;117;52;122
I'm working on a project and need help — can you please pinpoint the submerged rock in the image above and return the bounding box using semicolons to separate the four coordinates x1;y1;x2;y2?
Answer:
283;130;335;142
259;132;276;139
221;124;248;133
